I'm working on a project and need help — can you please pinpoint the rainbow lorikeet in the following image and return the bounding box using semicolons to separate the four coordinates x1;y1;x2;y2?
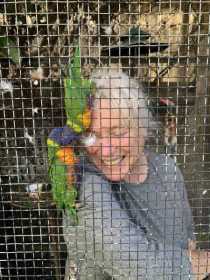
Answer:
47;46;94;222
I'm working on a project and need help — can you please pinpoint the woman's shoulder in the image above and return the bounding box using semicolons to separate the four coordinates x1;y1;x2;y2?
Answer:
147;150;181;173
146;150;184;188
78;159;111;197
146;150;176;166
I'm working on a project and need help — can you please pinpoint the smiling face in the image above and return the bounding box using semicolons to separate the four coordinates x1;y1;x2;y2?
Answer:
86;98;146;182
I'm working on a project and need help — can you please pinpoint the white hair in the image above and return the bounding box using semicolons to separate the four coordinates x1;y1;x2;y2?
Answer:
90;67;154;138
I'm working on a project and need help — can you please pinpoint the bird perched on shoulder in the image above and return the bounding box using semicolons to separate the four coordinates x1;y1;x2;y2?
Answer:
101;26;168;57
47;46;94;223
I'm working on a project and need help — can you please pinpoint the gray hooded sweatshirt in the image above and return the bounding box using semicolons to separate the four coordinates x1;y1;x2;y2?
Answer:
63;152;194;280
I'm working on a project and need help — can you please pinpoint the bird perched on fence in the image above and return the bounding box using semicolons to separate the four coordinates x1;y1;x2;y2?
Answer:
101;26;168;57
47;47;94;222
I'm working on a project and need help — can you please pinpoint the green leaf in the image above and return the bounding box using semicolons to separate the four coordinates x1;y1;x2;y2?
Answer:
0;36;21;64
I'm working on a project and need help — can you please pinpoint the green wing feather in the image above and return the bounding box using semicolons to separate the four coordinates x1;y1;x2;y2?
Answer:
47;141;66;209
50;158;67;209
50;157;77;215
47;140;78;222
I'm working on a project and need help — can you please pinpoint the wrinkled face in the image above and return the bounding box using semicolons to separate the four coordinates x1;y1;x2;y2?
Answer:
86;98;145;182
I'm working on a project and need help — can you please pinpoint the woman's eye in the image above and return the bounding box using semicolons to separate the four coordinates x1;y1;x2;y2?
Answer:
112;131;128;138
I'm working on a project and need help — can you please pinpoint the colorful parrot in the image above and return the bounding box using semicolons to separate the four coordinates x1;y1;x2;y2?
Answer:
47;46;94;223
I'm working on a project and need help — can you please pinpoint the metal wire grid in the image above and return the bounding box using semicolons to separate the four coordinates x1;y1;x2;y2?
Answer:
0;0;210;279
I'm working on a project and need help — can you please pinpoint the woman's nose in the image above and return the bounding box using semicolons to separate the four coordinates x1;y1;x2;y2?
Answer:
100;137;117;157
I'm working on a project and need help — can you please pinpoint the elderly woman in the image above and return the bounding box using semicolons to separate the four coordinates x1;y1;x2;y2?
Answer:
63;68;204;280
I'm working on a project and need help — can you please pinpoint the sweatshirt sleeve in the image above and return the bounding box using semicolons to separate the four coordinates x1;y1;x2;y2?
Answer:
152;154;195;248
63;172;194;280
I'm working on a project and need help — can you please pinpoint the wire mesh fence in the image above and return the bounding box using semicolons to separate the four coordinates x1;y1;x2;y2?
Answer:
0;0;210;279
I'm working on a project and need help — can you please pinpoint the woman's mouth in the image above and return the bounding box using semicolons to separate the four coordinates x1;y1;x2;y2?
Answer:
102;156;125;166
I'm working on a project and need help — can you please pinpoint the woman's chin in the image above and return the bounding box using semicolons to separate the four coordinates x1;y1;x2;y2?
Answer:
91;157;131;182
104;173;125;182
101;166;129;182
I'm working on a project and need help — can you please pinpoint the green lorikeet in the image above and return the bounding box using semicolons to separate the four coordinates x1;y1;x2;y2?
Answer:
47;46;94;222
